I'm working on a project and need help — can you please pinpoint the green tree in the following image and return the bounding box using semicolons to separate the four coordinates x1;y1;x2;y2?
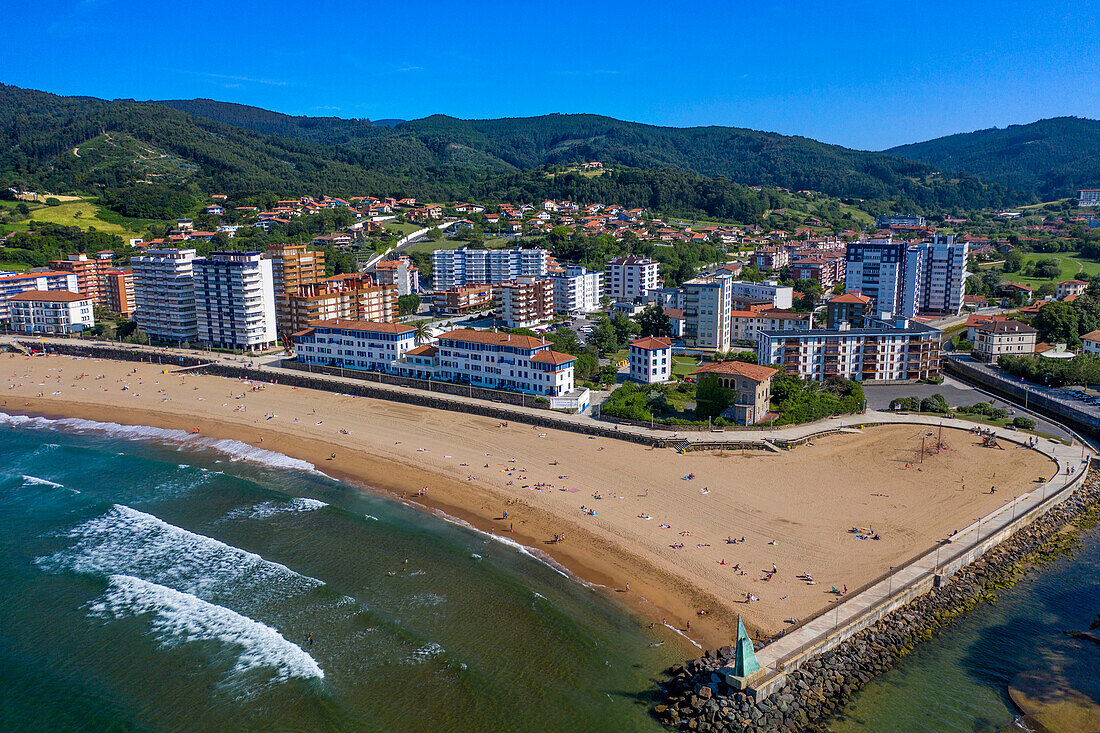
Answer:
398;294;421;316
636;305;672;337
1002;249;1023;273
1032;301;1079;345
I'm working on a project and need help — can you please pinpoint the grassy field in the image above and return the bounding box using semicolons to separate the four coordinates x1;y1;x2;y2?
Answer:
380;220;422;237
995;252;1100;287
404;236;521;254
0;260;32;272
25;200;150;240
672;355;702;378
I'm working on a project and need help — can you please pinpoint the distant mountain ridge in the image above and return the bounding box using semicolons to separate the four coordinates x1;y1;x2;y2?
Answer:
885;117;1100;201
0;83;1014;214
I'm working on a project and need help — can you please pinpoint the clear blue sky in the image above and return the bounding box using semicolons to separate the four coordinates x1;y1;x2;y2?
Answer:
3;0;1097;150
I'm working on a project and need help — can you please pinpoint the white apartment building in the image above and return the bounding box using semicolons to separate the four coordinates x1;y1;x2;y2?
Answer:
0;270;77;321
604;256;659;301
914;237;968;316
729;309;810;343
193;251;277;351
728;280;794;309
971;320;1037;361
132;248;199;342
550;265;602;314
1078;189;1100;207
845;239;908;318
8;290;94;334
1082;329;1100;355
293;320;417;371
499;277;554;328
681;275;732;352
758;321;941;382
434;329;576;396
372;257;420;296
431;247;549;289
629;336;672;384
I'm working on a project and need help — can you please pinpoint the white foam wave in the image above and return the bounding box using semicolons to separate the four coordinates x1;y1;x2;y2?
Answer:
406;642;444;664
224;498;328;521
662;622;703;649
89;574;323;682
421;504;575;581
37;504;324;600
0;412;321;474
21;474;64;488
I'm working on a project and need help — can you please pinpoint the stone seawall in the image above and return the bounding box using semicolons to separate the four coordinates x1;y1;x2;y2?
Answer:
653;477;1100;733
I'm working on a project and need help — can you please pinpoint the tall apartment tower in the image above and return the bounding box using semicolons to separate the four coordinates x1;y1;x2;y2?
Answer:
132;248;199;343
193;251;277;351
681;274;733;352
431;247;549;289
268;243;326;296
844;239;908;318
500;277;554;328
49;252;116;306
604;256;659;301
914;236;968;316
845;236;968;318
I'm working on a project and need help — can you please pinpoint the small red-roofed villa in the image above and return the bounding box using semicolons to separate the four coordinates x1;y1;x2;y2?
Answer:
629;336;673;384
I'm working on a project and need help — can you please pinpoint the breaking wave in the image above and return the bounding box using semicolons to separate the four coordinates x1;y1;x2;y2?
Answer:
89;574;324;682
223;498;328;521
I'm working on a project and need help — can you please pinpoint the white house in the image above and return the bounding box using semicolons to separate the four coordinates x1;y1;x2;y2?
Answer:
9;290;94;334
629;336;673;384
294;320;418;370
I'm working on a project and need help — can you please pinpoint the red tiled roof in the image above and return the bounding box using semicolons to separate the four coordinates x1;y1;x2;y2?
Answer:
829;292;872;305
437;328;549;349
405;344;439;357
9;290;89;303
309;319;414;334
630;336;672;350
530;350;576;365
692;361;778;382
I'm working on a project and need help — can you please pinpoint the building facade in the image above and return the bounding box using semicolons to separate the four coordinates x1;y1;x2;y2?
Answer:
629;336;672;384
971;320;1037;361
758;320;942;382
826;292;872;328
728;280;794;310
132;248;199;342
192;251;277;351
681;275;733;352
845;237;967;318
729;309;809;343
435;284;494;313
372;256;420;296
9;290;94;334
431;247;549;289
604;256;659;301
278;275;397;335
0;270;77;321
49;252;115;306
1057;280;1088;299
1078;190;1100;207
104;269;135;317
550;265;602;314
293;320;417;371
433;329;575;397
268;244;325;297
499;277;554;328
690;361;777;425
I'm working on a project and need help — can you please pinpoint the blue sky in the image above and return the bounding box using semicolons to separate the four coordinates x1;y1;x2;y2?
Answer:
3;0;1097;150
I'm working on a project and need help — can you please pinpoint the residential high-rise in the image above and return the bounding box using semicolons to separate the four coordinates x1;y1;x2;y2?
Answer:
104;269;135;317
845;236;968;318
604;256;659;301
681;274;732;352
193;251;277;351
499;277;554;328
372;256;420;296
268;244;326;297
49;252;117;305
431;247;549;289
132;248;198;342
550;265;602;314
279;275;397;335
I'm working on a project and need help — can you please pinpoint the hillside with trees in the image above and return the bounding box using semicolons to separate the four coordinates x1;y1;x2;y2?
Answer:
886;117;1100;201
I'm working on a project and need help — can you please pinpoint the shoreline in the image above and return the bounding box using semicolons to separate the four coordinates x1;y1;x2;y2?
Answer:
1;397;730;649
1;353;1054;650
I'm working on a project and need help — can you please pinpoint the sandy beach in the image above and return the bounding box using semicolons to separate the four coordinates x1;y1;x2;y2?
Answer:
1;352;1055;648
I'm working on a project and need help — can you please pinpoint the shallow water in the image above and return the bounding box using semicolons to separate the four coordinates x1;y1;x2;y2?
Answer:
0;413;680;731
830;511;1100;732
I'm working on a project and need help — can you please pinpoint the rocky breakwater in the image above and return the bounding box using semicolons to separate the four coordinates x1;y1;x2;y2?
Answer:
653;476;1100;733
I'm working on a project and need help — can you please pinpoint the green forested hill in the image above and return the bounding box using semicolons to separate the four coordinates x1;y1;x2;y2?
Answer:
885;117;1100;201
1;84;1011;217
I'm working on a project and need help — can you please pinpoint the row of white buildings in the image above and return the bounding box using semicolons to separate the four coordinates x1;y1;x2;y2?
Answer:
293;322;587;410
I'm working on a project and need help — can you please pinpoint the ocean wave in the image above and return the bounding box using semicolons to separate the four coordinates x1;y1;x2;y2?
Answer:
223;498;328;521
0;412;321;474
406;642;445;664
21;474;64;488
89;574;324;682
37;504;325;600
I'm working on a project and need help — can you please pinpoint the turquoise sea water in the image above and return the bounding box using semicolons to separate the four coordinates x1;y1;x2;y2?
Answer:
830;510;1100;732
0;412;681;732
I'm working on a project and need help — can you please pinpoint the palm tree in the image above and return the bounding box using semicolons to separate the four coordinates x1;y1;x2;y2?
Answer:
413;322;431;345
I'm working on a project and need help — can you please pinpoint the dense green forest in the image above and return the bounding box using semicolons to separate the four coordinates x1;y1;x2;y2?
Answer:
886;117;1100;201
0;84;1016;217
